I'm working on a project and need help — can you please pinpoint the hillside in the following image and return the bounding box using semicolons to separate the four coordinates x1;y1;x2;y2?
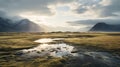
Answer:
90;22;120;32
0;17;42;32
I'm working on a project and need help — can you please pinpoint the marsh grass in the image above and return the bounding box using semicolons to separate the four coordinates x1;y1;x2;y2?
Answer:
0;56;66;67
0;32;120;52
0;32;120;67
64;33;120;56
64;36;120;49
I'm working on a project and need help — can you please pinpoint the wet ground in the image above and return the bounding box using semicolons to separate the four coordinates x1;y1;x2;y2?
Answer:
16;38;120;67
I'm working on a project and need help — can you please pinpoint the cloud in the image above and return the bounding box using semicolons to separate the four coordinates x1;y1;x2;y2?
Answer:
0;10;7;18
0;0;120;17
0;0;120;32
68;18;120;26
1;0;120;17
47;25;82;32
0;0;73;16
67;17;120;31
0;10;26;21
97;0;120;17
73;0;120;17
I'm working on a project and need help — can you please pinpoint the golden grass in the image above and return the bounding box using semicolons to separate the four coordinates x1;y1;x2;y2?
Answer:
64;35;120;50
0;32;120;50
0;57;66;67
0;32;120;67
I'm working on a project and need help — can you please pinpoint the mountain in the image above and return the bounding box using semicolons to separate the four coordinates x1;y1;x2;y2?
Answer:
0;17;14;32
0;17;42;32
89;22;120;32
14;19;42;32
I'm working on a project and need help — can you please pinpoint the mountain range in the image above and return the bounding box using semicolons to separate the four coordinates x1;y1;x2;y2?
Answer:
1;15;120;32
0;17;42;32
90;22;120;32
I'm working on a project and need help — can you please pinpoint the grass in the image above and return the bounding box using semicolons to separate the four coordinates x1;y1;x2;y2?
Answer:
0;32;69;67
64;32;120;55
0;57;66;67
0;32;120;67
64;36;120;50
0;32;120;52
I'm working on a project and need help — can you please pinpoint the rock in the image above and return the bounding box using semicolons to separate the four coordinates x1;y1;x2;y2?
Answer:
15;51;23;56
71;49;78;53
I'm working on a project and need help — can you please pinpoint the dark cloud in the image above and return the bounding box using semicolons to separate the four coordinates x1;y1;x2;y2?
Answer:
96;0;120;17
0;10;25;21
0;0;73;16
1;0;119;17
73;0;120;17
73;0;101;15
74;7;87;14
0;10;7;18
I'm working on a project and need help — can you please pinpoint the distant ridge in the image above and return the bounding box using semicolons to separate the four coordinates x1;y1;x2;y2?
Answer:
89;22;120;32
0;17;42;32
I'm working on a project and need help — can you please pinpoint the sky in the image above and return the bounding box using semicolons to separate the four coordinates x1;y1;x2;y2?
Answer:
0;0;120;32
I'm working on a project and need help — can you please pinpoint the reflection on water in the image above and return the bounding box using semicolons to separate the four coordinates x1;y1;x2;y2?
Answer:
34;38;64;43
21;43;77;58
34;38;54;43
20;38;77;58
17;38;120;67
